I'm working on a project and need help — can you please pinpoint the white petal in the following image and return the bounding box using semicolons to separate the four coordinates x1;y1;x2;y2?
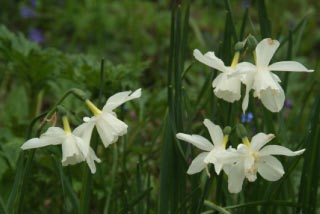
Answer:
269;61;314;72
74;135;90;158
255;38;280;67
193;49;227;72
242;86;250;113
260;86;285;112
203;147;226;174
103;88;141;112
235;62;257;74
250;133;275;152
187;152;208;174
61;135;84;166
176;133;214;151
203;119;223;146
73;122;95;157
94;113;128;148
212;73;241;102
85;148;101;174
227;160;245;193
271;73;281;82
212;73;223;88
259;145;305;156
21;127;66;150
252;70;281;92
257;156;284;181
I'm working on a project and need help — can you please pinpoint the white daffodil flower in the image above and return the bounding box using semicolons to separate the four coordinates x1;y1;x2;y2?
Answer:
236;38;313;113
221;133;305;193
76;88;142;148
193;49;242;103
176;119;228;175
21;117;101;173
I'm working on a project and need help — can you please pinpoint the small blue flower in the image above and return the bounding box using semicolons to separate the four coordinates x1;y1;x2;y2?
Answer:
241;112;253;123
20;7;37;18
28;28;45;43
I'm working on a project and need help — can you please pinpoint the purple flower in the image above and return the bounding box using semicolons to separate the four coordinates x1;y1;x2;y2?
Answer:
20;7;37;18
28;28;45;43
241;112;253;123
284;99;293;109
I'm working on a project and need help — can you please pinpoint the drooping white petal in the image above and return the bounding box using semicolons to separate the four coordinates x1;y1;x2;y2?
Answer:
259;86;285;112
73;122;95;157
85;148;101;174
187;152;209;175
227;159;246;193
241;72;255;113
259;145;305;156
250;133;275;152
103;88;141;112
269;61;314;72
242;86;250;114
95;118;116;147
61;135;84;166
212;73;241;102
176;133;214;151
255;38;280;67
257;156;284;181
193;49;227;72
21;127;66;150
102;113;128;136
203;119;223;146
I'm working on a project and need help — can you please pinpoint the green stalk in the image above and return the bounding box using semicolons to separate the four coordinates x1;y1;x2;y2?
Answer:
203;200;231;214
80;59;105;213
104;144;119;213
256;0;272;38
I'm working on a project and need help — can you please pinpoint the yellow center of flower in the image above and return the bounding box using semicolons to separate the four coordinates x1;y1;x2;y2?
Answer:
85;100;102;116
242;137;251;148
231;52;240;68
62;116;72;134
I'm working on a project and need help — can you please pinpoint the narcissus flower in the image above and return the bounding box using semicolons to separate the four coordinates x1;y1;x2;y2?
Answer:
194;49;242;103
21;116;101;173
76;88;142;148
221;133;305;193
236;38;313;113
176;119;229;175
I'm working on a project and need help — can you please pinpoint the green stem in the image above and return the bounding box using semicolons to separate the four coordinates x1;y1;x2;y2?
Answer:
80;59;105;213
203;200;231;214
104;144;119;213
38;88;88;130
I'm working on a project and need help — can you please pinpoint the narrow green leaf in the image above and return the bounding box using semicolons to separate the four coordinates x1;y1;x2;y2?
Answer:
257;0;272;38
118;187;152;214
298;94;320;214
51;154;79;212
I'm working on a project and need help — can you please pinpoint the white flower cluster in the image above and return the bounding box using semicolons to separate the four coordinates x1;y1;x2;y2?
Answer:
176;119;305;193
194;38;313;113
177;38;312;193
21;89;141;173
